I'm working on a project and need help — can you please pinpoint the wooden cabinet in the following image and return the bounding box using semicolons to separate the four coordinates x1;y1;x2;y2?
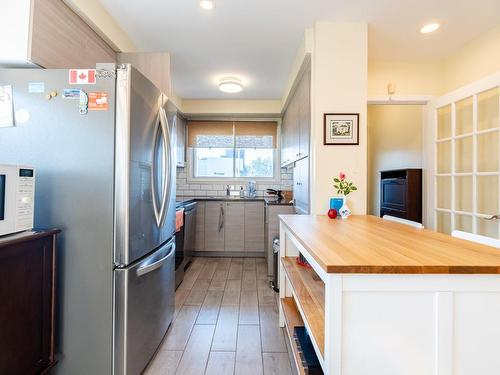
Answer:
195;200;265;254
380;169;422;223
224;202;245;252
194;201;205;251
293;157;310;214
0;0;116;68
204;202;225;251
281;67;311;167
244;202;265;252
117;52;172;97
175;114;187;167
298;70;311;159
0;229;60;375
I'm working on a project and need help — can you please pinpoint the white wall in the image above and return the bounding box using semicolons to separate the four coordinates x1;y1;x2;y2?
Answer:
367;105;424;216
310;22;368;215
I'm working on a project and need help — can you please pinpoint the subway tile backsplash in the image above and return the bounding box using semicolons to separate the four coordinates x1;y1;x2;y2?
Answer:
176;166;293;197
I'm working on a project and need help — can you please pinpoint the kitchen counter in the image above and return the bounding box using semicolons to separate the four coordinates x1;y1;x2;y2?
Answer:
176;195;293;206
278;214;500;374
279;214;500;274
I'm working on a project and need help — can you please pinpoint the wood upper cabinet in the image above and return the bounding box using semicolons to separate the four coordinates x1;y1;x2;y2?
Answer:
194;201;205;251
175;114;187;167
2;0;117;68
281;67;311;167
224;202;245;252
0;229;60;375
117;52;172;97
204;201;225;252
298;69;311;159
244;202;265;252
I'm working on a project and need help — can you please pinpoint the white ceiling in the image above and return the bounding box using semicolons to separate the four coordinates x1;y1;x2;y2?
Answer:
99;0;500;99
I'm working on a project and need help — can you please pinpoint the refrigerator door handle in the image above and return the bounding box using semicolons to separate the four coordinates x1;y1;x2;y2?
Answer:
158;107;172;226
136;240;175;277
151;108;170;227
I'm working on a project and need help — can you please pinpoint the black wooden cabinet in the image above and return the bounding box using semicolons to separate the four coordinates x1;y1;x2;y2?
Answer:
0;229;60;374
380;169;422;223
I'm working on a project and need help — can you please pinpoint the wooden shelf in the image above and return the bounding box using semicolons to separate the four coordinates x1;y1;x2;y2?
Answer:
281;297;306;375
282;257;325;357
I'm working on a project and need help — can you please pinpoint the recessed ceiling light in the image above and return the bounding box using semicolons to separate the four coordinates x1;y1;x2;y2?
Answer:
420;23;440;34
218;77;243;93
199;0;215;10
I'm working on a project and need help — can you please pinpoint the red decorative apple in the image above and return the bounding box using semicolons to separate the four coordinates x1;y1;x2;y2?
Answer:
328;208;337;219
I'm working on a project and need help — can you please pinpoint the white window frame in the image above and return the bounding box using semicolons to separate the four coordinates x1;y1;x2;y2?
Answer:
187;118;282;184
431;71;500;237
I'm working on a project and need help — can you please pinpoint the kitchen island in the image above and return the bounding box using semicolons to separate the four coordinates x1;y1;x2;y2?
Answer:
278;215;500;375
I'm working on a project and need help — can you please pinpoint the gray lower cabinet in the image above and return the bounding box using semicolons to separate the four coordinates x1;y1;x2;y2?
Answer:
195;201;205;251
204;201;225;251
193;200;265;254
224;202;245;252
244;202;265;252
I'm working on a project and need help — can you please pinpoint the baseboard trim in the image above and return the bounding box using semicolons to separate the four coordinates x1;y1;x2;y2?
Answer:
191;251;265;258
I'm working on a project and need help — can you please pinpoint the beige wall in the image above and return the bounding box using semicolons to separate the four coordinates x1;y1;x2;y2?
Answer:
367;105;424;215
182;99;282;117
368;24;500;98
368;60;443;96
310;22;368;215
442;24;500;93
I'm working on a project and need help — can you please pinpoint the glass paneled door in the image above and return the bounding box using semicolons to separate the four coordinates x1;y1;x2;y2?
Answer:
435;85;500;237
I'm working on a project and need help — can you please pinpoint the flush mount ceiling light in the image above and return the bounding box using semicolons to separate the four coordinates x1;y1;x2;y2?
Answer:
218;77;244;93
199;0;215;10
420;23;440;34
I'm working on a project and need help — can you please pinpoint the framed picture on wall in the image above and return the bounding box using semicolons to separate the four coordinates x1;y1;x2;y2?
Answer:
323;113;359;145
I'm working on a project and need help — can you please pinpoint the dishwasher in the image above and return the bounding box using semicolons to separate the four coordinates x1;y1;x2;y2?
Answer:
175;201;197;288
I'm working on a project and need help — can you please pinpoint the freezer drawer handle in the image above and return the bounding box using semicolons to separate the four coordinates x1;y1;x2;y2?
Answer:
136;242;175;277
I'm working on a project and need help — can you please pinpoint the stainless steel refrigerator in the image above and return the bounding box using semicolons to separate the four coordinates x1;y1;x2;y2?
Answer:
0;64;177;375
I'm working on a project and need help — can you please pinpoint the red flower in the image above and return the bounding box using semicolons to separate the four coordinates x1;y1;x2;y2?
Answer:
339;172;346;181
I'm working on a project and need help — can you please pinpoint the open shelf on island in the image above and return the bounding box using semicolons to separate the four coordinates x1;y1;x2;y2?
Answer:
282;256;325;357
281;297;307;375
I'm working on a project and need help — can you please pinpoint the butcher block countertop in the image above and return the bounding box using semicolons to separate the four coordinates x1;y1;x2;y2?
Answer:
279;215;500;274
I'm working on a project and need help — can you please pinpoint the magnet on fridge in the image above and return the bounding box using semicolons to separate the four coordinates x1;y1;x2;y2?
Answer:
79;90;89;115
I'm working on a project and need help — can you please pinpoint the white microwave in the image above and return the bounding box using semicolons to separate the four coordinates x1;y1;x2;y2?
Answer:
0;164;35;237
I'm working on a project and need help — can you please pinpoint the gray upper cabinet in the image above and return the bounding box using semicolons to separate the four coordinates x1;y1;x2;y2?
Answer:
224;202;245;252
298;70;311;159
175;114;186;167
281;67;311;167
204;202;225;252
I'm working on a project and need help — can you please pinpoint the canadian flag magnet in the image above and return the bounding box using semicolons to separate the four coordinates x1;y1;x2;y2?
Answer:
69;69;96;85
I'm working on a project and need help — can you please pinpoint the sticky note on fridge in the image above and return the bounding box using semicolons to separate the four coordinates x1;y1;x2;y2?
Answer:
28;82;45;93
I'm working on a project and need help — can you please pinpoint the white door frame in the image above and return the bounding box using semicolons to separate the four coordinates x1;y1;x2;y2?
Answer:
367;95;435;227
428;71;500;234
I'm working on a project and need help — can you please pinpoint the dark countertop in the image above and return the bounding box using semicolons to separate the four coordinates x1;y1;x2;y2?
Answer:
176;195;293;206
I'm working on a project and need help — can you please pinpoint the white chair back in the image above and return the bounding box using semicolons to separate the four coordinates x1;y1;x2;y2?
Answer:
451;230;500;248
382;215;424;229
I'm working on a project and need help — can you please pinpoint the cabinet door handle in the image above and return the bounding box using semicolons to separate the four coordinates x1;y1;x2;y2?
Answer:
218;203;225;232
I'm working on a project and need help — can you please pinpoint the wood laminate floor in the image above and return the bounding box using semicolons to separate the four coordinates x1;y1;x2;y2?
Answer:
144;257;294;375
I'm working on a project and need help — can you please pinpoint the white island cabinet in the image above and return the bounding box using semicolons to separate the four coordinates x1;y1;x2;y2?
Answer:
279;214;500;375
